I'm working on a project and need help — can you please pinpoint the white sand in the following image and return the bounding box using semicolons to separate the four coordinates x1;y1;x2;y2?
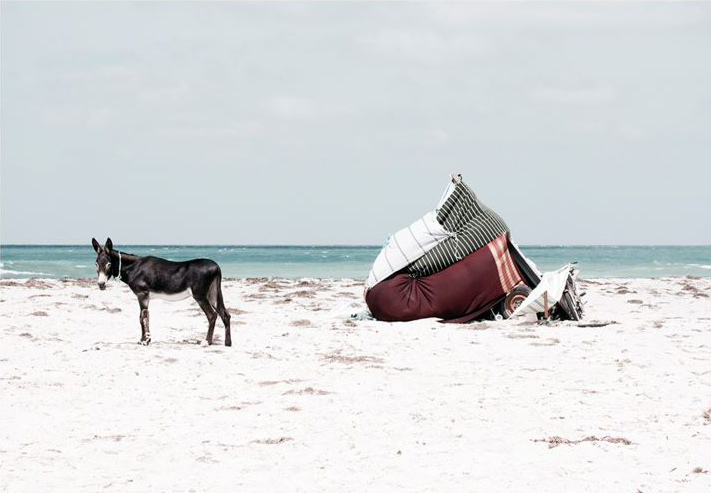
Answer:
1;276;710;492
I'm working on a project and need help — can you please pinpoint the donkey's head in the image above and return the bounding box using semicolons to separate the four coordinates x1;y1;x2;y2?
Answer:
91;237;114;290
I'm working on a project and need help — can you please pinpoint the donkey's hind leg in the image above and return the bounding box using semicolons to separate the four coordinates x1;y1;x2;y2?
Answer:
196;298;218;345
215;287;231;347
209;278;232;347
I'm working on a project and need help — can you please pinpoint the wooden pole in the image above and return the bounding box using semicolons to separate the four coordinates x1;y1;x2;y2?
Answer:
543;291;549;319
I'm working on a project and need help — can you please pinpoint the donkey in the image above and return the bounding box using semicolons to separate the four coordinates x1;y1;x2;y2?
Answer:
91;238;231;346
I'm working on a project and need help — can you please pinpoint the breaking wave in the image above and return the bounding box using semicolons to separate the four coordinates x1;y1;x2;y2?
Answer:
0;268;53;277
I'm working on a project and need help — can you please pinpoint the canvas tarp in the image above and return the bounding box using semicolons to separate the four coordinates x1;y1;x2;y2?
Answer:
366;234;523;322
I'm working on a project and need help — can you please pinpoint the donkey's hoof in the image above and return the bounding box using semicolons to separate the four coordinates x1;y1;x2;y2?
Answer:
225;339;232;347
200;339;210;347
140;339;151;346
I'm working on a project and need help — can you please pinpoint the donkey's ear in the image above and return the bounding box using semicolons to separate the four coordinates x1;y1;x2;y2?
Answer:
92;238;101;253
105;238;113;251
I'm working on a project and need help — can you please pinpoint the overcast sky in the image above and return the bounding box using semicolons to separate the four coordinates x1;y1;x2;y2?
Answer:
2;1;710;245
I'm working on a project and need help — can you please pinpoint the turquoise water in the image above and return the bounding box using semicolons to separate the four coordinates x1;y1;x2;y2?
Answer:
0;245;709;279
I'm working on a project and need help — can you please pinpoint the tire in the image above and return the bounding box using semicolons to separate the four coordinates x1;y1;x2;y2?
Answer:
501;285;532;319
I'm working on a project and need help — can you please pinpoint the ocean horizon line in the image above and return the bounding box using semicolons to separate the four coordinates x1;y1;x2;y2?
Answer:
1;244;709;279
2;243;710;248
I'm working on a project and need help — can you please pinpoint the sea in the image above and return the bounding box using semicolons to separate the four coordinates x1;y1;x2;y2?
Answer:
0;245;709;280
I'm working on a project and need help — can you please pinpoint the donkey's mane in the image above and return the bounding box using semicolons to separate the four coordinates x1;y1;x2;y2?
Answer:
111;249;142;262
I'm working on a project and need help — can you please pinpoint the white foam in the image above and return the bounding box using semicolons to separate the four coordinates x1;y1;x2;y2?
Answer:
0;268;52;277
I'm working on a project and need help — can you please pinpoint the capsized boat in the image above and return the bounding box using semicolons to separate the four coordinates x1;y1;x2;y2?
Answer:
364;174;584;322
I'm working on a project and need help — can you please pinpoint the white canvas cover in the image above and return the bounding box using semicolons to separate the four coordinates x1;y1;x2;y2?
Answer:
510;265;572;317
366;211;451;289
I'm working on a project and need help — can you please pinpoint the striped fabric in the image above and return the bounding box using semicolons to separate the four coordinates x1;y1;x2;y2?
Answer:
366;233;523;323
365;211;451;289
487;234;522;293
406;182;510;277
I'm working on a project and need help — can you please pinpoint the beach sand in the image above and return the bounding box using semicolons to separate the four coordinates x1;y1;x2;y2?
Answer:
1;276;710;492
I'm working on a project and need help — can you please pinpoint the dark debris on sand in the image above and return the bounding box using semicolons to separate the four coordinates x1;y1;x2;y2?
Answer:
321;349;384;365
533;435;632;448
251;437;293;445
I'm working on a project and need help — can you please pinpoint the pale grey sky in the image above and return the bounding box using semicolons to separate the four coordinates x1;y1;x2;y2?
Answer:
2;1;710;245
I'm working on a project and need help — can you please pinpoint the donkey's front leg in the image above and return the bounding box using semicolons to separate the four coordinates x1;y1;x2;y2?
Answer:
137;292;151;345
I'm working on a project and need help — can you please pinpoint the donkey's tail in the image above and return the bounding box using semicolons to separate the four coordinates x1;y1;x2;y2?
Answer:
212;268;231;333
215;281;227;313
211;267;228;312
208;265;222;307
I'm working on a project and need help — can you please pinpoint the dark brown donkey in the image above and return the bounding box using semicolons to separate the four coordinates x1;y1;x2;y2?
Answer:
91;238;231;346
